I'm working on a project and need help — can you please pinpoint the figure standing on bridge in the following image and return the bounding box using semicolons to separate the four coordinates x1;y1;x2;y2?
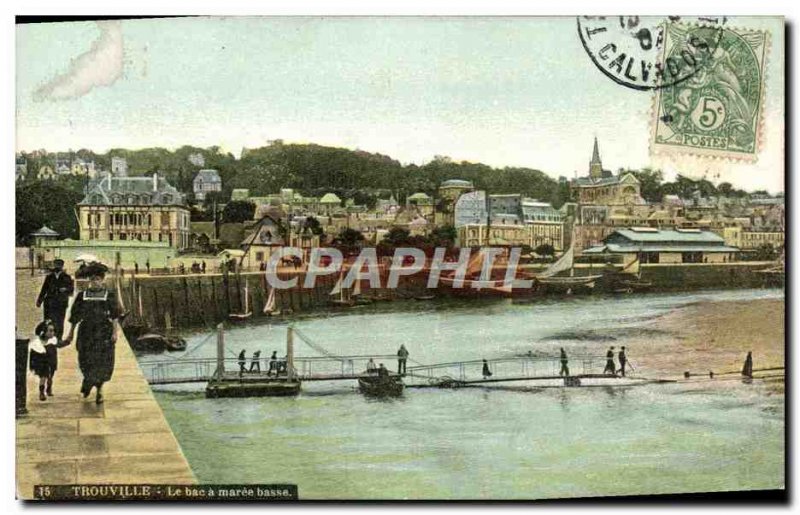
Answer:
36;258;74;340
64;262;121;405
397;344;409;375
238;349;247;375
482;359;493;379
249;350;262;373
268;351;278;376
559;348;570;377
742;351;753;378
618;347;628;377
603;346;617;375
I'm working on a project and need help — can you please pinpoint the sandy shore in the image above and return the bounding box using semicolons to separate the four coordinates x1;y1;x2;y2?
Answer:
616;297;784;383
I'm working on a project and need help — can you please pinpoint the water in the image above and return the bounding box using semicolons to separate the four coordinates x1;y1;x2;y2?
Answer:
151;289;785;499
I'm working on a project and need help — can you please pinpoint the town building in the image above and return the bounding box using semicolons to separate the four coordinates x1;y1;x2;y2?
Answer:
522;199;565;250
437;179;474;225
111;156;128;177
71;158;97;178
583;227;739;265
193;169;222;201
406;192;434;218
37;164;56;181
78;172;190;249
723;226;785;252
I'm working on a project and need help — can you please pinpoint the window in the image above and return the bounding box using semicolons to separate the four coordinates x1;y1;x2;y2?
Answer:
640;252;660;264
682;252;703;263
256;251;265;261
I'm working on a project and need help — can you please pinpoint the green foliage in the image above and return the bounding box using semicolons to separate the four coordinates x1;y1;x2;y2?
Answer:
534;243;556;257
16;181;84;245
222;200;256;223
383;227;411;246
334;228;365;246
302;216;324;236
429;225;457;246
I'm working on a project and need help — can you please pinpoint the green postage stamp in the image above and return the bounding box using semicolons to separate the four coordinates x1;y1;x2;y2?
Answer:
651;23;769;160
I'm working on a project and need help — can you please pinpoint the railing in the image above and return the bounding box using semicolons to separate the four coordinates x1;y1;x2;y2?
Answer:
139;354;399;384
406;355;606;383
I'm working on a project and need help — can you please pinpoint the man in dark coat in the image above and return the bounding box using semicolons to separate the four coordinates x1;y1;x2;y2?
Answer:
36;259;74;339
238;350;247;375
559;347;570;377
249;350;262;373
618;346;628;377
397;344;409;375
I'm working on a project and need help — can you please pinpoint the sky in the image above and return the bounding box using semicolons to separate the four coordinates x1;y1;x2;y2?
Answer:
15;16;785;192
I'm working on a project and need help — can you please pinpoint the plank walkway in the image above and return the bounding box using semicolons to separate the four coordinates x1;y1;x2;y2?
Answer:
15;271;196;500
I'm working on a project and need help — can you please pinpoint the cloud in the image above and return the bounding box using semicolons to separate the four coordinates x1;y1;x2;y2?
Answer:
33;21;124;101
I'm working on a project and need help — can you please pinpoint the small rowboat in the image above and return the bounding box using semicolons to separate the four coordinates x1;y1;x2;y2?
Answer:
358;373;404;397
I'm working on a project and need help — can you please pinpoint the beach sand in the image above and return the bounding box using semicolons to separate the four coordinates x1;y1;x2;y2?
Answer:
614;297;785;390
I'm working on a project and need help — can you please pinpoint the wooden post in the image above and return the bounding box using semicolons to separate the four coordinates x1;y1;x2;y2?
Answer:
216;323;225;380
287;326;294;381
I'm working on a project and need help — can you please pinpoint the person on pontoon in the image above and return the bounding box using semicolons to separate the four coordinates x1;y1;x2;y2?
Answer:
603;346;617;375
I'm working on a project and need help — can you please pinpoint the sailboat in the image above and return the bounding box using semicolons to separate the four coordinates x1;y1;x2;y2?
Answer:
330;271;356;306
533;245;603;294
351;276;373;305
611;257;652;293
229;278;253;321
262;286;281;316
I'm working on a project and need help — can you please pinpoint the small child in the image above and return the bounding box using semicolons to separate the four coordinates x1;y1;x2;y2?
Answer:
29;320;59;401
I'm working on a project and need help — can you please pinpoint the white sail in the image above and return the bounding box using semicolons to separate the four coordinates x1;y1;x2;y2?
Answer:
352;277;362;296
263;287;276;313
538;245;574;278
329;277;343;296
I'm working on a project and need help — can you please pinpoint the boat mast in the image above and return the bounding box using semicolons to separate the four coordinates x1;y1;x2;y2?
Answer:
216;322;225;380
287;326;294;381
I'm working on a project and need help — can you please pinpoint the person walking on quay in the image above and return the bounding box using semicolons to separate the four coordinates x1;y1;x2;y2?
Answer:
268;351;278;376
482;359;493;379
29;320;59;401
559;347;570;377
35;258;74;340
397;344;409;375
603;346;617;375
146;259;151;274
618;346;628;377
64;262;121;405
134;262;139;276
249;350;262;373
202;261;207;274
238;349;247;375
742;351;754;378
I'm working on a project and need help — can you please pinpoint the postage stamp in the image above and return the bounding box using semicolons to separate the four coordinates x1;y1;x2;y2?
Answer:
650;23;769;160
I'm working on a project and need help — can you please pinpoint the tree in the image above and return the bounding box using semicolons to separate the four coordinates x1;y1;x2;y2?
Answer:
222;200;256;223
16;181;84;245
628;168;664;203
429;225;457;247
334;228;365;247
383;227;411;246
303;216;324;236
534;244;556;258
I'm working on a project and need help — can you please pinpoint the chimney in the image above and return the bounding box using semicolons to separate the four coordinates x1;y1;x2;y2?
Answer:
152;172;158;192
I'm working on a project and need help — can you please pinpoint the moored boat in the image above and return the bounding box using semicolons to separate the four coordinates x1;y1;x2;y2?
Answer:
358;373;404;396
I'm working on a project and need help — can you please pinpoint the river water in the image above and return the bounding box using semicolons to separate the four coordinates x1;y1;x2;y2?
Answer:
151;289;785;499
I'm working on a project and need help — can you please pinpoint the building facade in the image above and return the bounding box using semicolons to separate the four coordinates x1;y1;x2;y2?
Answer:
78;173;190;249
584;228;739;265
193;169;222;201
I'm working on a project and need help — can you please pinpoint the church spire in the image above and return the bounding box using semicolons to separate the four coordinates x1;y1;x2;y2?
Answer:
589;137;603;179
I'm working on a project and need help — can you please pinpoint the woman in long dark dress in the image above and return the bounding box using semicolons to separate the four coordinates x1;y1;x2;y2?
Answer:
64;262;121;404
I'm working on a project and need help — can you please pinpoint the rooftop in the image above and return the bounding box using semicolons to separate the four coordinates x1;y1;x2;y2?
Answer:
194;169;221;183
80;174;186;206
